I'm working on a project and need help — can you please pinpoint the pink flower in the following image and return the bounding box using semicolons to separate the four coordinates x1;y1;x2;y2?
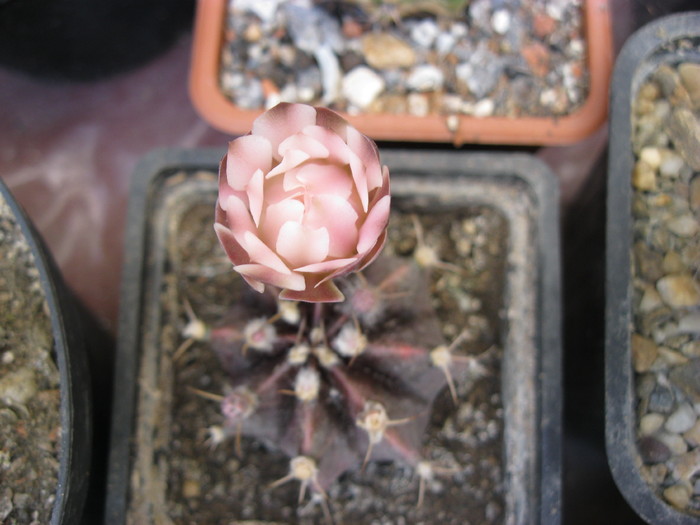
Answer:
215;103;390;302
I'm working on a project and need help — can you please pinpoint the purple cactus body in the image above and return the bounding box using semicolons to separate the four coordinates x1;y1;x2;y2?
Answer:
208;255;451;495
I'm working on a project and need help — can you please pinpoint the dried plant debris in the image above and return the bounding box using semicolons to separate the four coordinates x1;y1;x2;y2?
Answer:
0;193;61;524
631;53;700;516
220;0;589;118
129;188;509;524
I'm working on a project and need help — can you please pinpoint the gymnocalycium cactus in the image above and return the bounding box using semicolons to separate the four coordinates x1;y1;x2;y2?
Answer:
194;103;476;510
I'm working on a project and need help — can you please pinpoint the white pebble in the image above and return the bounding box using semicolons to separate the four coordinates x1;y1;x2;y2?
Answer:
407;65;444;92
342;66;385;109
640;413;665;435
473;99;495;118
491;9;511;35
666;403;698;434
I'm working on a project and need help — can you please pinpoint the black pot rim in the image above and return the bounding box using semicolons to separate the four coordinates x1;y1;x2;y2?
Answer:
605;11;700;525
105;147;562;525
0;178;92;525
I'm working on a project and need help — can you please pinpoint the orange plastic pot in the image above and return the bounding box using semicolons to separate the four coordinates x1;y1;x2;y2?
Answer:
190;0;613;146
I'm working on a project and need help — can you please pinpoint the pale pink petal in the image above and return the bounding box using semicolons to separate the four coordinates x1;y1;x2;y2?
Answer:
278;133;330;160
302;125;352;164
240;274;265;293
264;173;303;205
367;165;391;208
347;148;369;212
235;264;306;291
295;257;358;273
217;155;236;210
305;194;359;257
346;125;383;191
279;279;344;303
357;195;390;253
214;223;249;266
355;229;387;272
224;195;256;245
252;103;317;160
267;149;310;179
226;135;273;190
243;231;292;275
276;222;329;268
260;199;304;246
314;107;349;142
247;169;265;227
294;161;354;200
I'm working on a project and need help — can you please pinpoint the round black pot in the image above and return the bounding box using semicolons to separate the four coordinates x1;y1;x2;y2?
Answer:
0;178;92;524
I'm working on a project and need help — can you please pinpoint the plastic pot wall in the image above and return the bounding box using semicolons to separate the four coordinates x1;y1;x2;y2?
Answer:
606;12;700;525
106;148;562;524
189;0;612;146
0;179;92;525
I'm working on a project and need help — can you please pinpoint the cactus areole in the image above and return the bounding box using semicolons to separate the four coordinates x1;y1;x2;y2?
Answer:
211;103;465;506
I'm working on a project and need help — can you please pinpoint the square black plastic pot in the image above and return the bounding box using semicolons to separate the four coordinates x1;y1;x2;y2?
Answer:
106;148;561;524
0;178;93;525
606;12;700;525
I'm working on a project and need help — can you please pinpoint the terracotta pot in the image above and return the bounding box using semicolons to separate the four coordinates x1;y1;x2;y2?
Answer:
189;0;613;146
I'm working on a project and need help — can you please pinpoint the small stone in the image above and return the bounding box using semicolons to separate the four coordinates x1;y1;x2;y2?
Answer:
0;367;37;408
532;13;556;39
362;33;416;69
182;478;201;498
491;9;511;35
639;287;663;313
678;62;700;109
662;252;686;274
670;448;700;481
690;175;700;212
656;347;688;367
668;108;700;170
635;242;664;282
665;403;697;433
406;93;429;117
637;435;671;464
407;65;444;92
640;147;663;170
656;274;700;308
682;341;700;358
410;19;440;49
658;432;688;455
639;412;665;435
473;99;495;118
632;160;657;191
659;151;685;178
521;42;550;77
648;383;675;413
677;313;700;336
342;66;385;110
632;334;659;373
667;215;699;237
669;360;700;403
663;484;691;509
243;23;263;43
683;419;700;446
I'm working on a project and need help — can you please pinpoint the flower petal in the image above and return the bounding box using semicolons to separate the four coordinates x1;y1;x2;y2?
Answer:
294;161;354;201
243;231;292;275
279;279;344;302
247;169;265;227
357;195;390;254
276;222;329;268
260;199;304;247
346;125;383;191
226;135;273;191
314;106;349;142
214;223;249;266
294;257;358;273
267;149;310;179
235;264;306;291
305;194;359;257
278;133;330;160
355;229;387;272
347;148;369;212
253;103;317;160
224;195;256;246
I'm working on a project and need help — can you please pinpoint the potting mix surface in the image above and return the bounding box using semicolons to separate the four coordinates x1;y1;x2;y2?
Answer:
0;191;61;524
630;56;700;515
220;0;589;118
